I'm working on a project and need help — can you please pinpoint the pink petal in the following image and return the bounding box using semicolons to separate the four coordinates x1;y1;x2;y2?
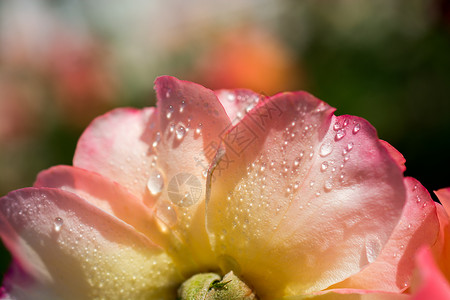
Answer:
0;188;181;299
293;289;409;300
150;76;232;270
1;261;59;299
433;189;450;284
435;188;450;216
214;89;264;125
34;165;169;249
411;247;450;300
206;92;406;297
73;107;159;204
329;177;439;292
379;140;406;172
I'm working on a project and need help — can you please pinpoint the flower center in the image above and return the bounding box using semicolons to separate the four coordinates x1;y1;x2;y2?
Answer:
177;271;257;300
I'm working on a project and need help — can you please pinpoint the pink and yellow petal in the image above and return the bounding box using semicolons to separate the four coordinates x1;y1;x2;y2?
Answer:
207;92;406;297
0;188;182;300
410;247;450;300
282;289;409;300
34;165;170;250
73;107;160;205
150;76;232;271
329;177;439;292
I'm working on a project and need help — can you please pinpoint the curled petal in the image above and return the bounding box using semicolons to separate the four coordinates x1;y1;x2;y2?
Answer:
435;188;450;215
207;92;406;297
379;140;406;173
0;188;181;299
215;89;264;125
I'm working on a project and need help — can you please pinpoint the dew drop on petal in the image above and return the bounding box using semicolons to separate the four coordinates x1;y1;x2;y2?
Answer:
155;201;177;228
152;132;161;148
324;181;333;192
347;142;354;152
260;163;266;172
179;101;186;113
343;119;349;127
365;238;382;264
294;156;302;167
335;129;346;141
54;217;63;232
176;125;186;140
321;161;329;172
147;168;164;195
333;123;341;131
195;123;202;135
352;123;361;134
166;105;174;119
320;143;332;157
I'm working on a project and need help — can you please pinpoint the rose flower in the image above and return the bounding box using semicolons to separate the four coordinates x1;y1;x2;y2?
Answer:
0;77;440;299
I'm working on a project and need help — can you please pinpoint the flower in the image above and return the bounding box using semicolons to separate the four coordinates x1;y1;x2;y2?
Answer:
0;76;440;299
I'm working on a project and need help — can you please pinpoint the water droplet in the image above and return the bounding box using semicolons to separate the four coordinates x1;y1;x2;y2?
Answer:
147;169;164;195
310;181;315;188
352;123;361;134
324;181;333;192
227;93;236;102
412;185;418;191
165;89;171;98
195;123;202;135
333;123;341;131
294;156;302;167
176;125;186;140
321;161;329;172
346;142;354;153
365;238;381;264
260;163;266;172
169;123;175;133
166;105;174;119
320;143;332;157
343;119;349;127
54;217;63;232
152;132;161;148
155;201;177;228
179;101;186;113
335;129;346;141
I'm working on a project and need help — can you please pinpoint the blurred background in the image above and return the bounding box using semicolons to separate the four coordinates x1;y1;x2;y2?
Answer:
0;0;449;278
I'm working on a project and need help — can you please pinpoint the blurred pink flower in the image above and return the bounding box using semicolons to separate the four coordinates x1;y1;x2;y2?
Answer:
194;26;301;95
0;77;439;299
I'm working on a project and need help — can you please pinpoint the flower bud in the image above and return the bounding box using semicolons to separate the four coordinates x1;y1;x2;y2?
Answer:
178;271;257;300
